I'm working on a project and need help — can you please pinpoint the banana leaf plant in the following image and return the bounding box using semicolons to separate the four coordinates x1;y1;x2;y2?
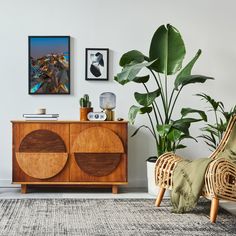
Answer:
197;93;236;151
115;24;213;160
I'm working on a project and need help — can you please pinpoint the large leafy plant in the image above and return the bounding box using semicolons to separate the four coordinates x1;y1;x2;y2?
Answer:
115;24;213;158
197;93;236;151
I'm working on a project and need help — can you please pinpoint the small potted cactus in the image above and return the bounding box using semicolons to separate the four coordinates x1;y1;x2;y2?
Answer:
79;94;93;121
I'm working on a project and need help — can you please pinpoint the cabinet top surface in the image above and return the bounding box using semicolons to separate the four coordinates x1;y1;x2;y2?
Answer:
11;120;128;124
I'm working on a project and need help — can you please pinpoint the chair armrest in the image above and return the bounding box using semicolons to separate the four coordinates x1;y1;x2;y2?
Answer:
155;152;182;189
204;158;236;201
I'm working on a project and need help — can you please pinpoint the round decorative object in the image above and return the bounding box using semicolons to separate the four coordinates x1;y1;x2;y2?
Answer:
72;127;124;153
16;152;68;179
72;126;124;177
74;153;121;177
17;129;68;179
19;129;66;153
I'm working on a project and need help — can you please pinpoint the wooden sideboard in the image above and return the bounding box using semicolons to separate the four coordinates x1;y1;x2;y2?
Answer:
11;121;128;193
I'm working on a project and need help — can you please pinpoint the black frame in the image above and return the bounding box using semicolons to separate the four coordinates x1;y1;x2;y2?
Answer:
28;36;70;95
85;48;109;81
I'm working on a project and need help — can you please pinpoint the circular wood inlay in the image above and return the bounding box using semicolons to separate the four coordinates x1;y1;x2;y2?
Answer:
74;153;121;177
17;129;68;179
72;127;124;177
72;127;124;153
16;152;68;179
19;129;66;152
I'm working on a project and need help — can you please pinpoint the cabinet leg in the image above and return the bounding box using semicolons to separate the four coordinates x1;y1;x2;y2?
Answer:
21;184;27;194
112;185;118;194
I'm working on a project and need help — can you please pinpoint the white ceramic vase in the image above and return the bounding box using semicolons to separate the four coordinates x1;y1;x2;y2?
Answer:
146;160;169;197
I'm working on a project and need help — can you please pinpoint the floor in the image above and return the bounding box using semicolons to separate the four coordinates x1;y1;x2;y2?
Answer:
0;187;236;216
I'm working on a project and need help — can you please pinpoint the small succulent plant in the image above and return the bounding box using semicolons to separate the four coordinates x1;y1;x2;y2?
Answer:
80;94;92;108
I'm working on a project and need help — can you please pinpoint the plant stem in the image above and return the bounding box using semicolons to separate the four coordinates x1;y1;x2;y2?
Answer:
214;110;221;144
168;86;183;120
154;102;164;124
167;89;175;117
143;83;164;124
149;69;167;121
143;83;159;124
165;74;168;123
147;112;158;149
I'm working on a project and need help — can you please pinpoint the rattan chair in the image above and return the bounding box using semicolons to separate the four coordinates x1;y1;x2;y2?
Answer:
155;115;236;223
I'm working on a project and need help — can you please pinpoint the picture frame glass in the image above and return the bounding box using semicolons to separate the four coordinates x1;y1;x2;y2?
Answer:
29;36;70;94
86;48;109;80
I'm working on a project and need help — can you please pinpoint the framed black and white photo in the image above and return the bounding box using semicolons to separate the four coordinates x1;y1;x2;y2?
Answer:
85;48;109;81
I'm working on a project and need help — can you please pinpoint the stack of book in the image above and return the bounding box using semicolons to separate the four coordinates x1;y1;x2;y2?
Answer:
23;114;59;121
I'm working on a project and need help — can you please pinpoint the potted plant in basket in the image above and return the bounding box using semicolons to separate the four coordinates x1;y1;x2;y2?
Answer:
115;24;213;195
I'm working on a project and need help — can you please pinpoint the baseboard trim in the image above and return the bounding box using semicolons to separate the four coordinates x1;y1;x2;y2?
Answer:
0;179;19;188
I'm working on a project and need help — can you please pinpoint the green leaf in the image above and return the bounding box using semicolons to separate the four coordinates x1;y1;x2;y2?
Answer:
149;24;186;75
176;144;187;150
204;141;217;150
156;124;172;137
181;108;207;121
200;127;218;136
198;134;216;144
196;93;221;111
131;125;154;137
128;105;153;124
134;89;161;107
114;76;129;85
173;118;201;134
167;129;182;142
128;105;140;124
133;75;150;83
174;75;214;90
179;134;198;143
140;107;152;114
119;50;148;67
115;60;156;85
175;50;201;89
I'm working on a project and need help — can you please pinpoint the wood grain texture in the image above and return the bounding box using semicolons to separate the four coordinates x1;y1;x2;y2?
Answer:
155;187;166;207
13;181;128;185
70;123;127;182
16;152;68;179
19;129;66;153
21;184;27;194
11;121;128;124
12;121;128;188
74;153;121;177
210;197;219;223
112;185;118;194
12;123;70;182
72;127;124;153
80;108;93;121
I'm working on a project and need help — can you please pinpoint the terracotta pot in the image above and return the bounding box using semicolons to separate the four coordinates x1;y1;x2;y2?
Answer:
80;108;93;121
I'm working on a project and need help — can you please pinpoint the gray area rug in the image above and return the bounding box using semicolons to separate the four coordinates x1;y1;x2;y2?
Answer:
0;198;235;236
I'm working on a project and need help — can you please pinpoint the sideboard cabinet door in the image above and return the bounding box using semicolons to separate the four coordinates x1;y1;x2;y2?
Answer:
12;123;70;182
70;123;127;182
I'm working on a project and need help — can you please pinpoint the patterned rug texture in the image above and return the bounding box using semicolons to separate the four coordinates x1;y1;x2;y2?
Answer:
0;198;235;236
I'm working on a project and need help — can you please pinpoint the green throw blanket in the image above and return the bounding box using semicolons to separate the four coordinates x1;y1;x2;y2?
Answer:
171;158;212;213
171;123;236;213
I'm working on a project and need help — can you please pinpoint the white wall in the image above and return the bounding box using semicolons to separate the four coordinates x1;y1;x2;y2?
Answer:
0;0;236;188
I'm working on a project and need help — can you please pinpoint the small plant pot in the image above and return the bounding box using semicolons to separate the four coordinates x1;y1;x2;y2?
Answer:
146;158;169;197
80;108;93;121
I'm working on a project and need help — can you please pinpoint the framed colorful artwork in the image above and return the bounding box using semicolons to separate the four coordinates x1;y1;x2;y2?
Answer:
85;48;109;81
28;36;70;94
